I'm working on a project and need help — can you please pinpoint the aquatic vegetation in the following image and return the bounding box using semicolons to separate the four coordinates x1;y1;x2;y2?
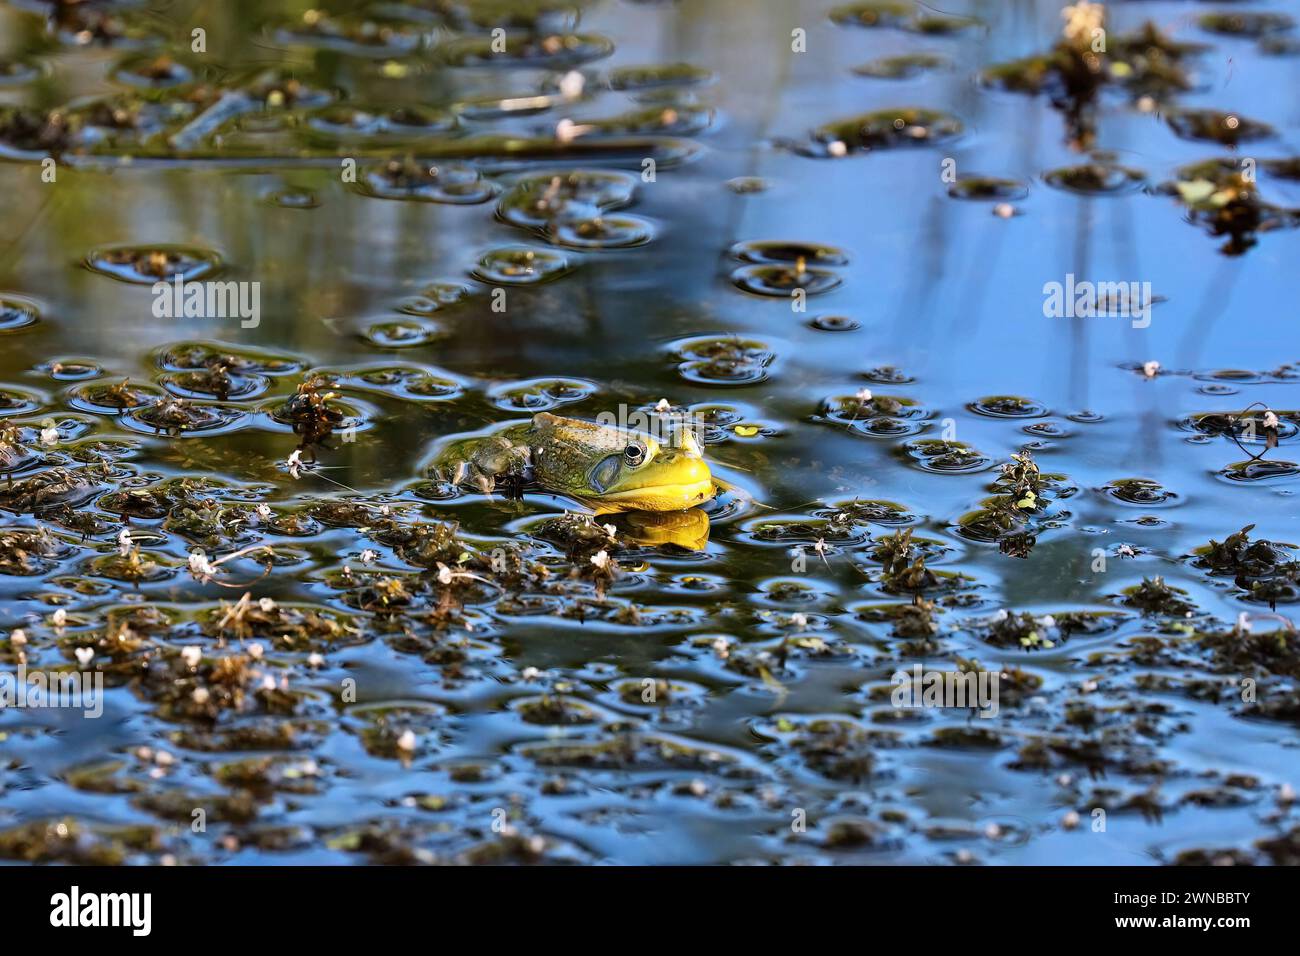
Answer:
983;15;1205;148
1158;159;1300;255
794;107;964;157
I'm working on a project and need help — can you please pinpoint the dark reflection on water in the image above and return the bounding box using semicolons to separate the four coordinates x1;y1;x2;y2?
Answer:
0;0;1298;865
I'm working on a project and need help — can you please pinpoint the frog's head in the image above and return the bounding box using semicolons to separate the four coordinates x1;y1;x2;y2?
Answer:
527;412;714;513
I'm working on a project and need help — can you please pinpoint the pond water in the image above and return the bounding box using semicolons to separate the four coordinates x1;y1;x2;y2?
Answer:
1;0;1299;865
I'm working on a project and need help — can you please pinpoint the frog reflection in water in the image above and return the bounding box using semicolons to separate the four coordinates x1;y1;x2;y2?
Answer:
433;412;715;548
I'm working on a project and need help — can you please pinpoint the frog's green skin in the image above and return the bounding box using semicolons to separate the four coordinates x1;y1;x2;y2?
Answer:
437;412;714;513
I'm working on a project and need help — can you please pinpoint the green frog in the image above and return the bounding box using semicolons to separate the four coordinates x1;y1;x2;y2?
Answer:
431;412;715;514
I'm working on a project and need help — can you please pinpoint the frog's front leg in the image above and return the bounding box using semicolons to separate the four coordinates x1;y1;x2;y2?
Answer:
454;435;532;497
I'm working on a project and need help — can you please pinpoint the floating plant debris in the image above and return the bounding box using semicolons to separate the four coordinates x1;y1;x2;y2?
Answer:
84;245;222;284
947;177;1028;201
471;246;572;284
0;295;40;333
796;107;963;156
1165;108;1274;146
440;33;615;70
356;160;495;204
1043;163;1144;196
853;53;952;80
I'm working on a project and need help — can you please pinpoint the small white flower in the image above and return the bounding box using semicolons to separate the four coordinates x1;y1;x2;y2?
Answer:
117;528;132;557
181;645;202;668
993;609;1009;622
436;562;453;585
554;118;593;143
1236;612;1252;633
855;388;873;403
1280;783;1296;804
255;504;273;520
654;398;672;413
192;687;210;704
74;646;93;666
380;504;391;516
248;642;264;660
1142;360;1160;379
1264;411;1280;430
590;549;610;570
39;422;59;446
154;749;174;766
521;666;541;680
827;140;848;158
1081;679;1098;693
603;524;618;540
307;652;324;668
188;548;217;582
260;674;276;691
258;597;276;613
711;636;730;659
558;70;585;100
396;729;417;753
1062;810;1081;830
51;608;68;628
287;449;304;479
10;629;26;646
790;612;808;628
360;549;378;564
1040;615;1056;629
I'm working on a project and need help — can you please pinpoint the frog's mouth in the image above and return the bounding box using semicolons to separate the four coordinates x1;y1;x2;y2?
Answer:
584;454;714;513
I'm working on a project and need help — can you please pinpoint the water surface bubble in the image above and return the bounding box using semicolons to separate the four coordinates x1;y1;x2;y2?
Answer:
318;365;465;402
472;246;573;285
488;377;597;411
863;365;913;384
84;244;222;284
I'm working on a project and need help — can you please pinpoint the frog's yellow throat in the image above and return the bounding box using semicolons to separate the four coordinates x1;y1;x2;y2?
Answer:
584;453;714;514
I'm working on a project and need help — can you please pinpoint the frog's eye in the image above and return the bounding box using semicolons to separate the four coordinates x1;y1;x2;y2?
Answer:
623;442;646;466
